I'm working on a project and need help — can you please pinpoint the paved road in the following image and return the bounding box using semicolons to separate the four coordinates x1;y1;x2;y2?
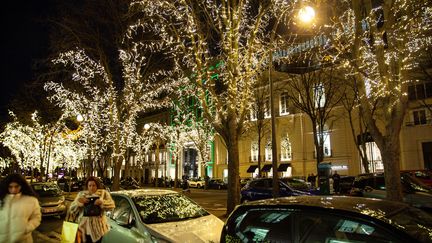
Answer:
34;188;228;242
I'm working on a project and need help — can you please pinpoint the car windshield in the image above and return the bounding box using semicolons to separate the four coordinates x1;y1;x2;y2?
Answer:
387;206;432;242
132;193;209;224
402;174;432;192
32;184;62;197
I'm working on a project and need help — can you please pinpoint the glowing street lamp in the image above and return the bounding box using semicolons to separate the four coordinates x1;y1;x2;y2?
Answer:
144;123;150;130
76;114;84;122
298;6;316;24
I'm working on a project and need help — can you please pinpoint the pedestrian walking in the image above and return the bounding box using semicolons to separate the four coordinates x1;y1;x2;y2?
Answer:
69;176;115;243
0;173;42;243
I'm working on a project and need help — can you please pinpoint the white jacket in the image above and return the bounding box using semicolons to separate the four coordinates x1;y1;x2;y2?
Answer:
0;193;42;243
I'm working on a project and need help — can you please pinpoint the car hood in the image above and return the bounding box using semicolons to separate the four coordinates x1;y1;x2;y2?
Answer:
145;214;223;243
38;195;65;206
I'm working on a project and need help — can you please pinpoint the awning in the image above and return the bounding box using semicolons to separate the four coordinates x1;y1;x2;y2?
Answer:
261;164;273;172
247;165;258;173
278;163;291;172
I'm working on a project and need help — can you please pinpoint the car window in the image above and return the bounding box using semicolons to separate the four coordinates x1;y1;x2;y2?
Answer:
223;208;294;242
111;196;134;226
374;177;385;190
297;212;403;243
285;179;309;191
251;180;267;189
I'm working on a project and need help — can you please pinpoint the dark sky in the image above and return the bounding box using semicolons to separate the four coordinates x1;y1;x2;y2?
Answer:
0;1;54;120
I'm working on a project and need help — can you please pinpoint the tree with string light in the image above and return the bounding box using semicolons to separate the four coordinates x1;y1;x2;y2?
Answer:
317;0;432;201
0;111;86;179
128;0;301;214
45;45;183;190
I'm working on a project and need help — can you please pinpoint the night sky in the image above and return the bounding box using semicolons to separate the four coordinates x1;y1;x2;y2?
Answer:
0;1;54;121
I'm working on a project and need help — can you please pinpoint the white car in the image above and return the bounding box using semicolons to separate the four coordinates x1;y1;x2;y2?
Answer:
103;189;223;243
187;178;206;188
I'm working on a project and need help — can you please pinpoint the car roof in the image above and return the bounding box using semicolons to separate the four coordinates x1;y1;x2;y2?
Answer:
243;195;409;216
111;189;179;198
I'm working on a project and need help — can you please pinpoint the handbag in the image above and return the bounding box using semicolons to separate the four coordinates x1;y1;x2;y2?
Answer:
61;221;79;243
83;197;102;216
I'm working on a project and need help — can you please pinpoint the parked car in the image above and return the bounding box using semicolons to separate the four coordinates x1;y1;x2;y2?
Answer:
240;178;252;188
350;172;432;212
207;178;227;189
31;182;67;217
120;178;141;190
221;195;432;243
57;176;82;192
280;177;320;194
187;178;206;189
240;178;310;203
401;170;432;187
338;175;356;194
102;189;223;243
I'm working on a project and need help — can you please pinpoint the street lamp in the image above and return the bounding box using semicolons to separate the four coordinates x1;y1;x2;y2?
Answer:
298;6;316;24
144;123;150;131
76;114;84;122
269;5;316;198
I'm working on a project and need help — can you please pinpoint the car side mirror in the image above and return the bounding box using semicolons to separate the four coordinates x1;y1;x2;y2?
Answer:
116;217;134;228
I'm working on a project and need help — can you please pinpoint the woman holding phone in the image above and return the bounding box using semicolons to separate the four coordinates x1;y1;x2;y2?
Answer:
69;176;115;243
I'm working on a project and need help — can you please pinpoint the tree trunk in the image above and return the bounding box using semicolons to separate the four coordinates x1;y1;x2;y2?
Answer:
225;118;241;215
174;154;179;188
226;138;240;214
380;139;403;201
124;148;130;177
257;136;262;178
155;142;160;187
111;156;122;191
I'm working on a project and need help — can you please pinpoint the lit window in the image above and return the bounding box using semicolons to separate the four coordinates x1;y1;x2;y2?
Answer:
314;83;326;108
264;97;271;118
280;135;292;161
265;140;272;161
280;92;289;115
251;141;258;162
317;128;331;157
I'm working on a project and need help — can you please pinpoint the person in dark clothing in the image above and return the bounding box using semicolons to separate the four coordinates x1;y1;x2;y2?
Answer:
307;173;316;188
332;171;341;194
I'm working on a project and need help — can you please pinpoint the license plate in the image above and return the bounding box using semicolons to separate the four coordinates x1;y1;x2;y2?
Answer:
42;207;58;213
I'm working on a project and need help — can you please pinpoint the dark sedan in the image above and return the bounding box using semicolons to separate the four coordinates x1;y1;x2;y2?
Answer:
240;178;310;203
221;196;432;243
207;178;227;189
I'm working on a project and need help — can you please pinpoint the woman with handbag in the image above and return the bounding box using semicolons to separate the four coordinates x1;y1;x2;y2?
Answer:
69;176;115;243
0;173;41;243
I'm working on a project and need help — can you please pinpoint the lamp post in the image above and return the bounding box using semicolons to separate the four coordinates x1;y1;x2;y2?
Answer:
269;4;316;198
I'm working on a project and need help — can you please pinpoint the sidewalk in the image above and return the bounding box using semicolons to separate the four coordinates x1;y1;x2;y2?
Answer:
33;230;61;243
